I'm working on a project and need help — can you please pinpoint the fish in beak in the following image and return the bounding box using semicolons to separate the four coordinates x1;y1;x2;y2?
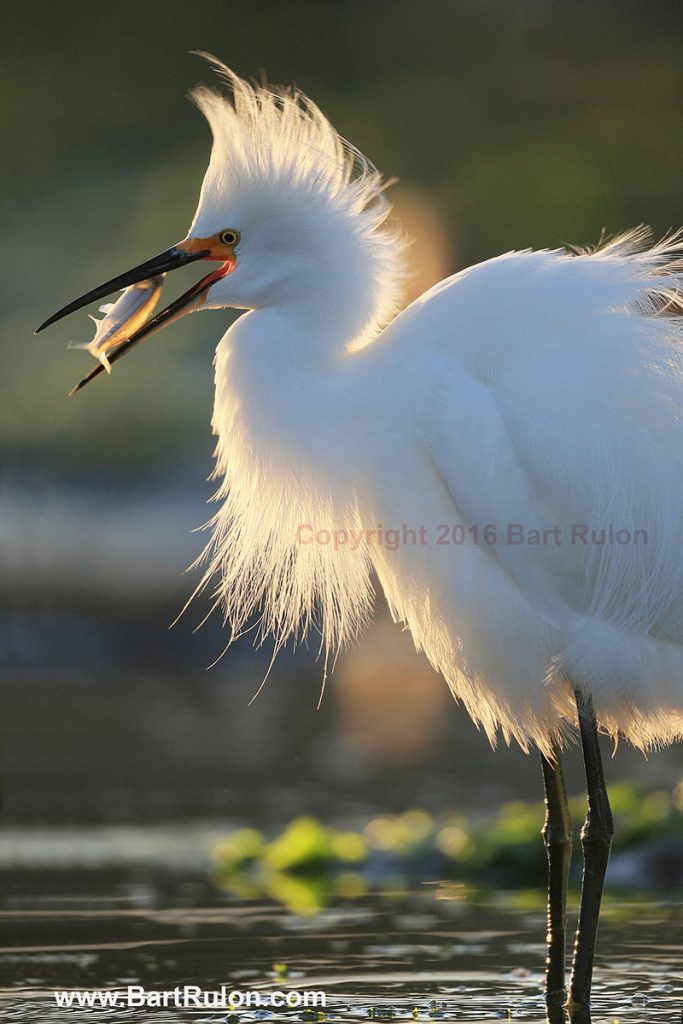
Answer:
68;276;165;376
36;236;236;395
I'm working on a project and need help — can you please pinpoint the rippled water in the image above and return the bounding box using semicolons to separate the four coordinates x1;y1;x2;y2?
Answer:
1;865;681;1023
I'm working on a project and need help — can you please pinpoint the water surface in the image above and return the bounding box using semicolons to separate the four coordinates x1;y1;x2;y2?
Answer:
2;857;680;1023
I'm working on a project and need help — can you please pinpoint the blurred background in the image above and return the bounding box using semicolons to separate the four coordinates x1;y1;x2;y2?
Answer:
2;0;683;837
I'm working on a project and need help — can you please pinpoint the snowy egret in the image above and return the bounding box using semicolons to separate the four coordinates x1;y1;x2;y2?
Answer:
38;59;683;1012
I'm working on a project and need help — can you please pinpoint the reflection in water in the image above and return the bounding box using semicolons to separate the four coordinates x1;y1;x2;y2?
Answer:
1;863;680;1023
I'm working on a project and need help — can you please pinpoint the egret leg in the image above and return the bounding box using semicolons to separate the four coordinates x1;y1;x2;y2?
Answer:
540;740;572;1005
568;689;614;1010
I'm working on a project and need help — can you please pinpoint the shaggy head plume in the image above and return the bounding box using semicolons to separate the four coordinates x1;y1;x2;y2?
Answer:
188;54;407;344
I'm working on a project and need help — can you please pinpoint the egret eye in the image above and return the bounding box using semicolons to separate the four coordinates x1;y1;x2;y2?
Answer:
218;229;240;247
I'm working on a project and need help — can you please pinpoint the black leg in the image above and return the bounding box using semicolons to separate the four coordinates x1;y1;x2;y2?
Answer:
540;740;572;1006
568;689;614;1010
546;1002;579;1024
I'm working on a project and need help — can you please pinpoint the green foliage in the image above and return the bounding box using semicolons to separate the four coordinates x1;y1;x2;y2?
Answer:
212;782;683;914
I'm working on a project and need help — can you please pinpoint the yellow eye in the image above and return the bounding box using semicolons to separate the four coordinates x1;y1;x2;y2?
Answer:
218;229;240;247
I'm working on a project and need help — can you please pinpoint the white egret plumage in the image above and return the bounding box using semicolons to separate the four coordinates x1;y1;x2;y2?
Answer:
38;58;683;1014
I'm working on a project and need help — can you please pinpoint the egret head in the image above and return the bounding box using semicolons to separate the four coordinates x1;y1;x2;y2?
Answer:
37;56;406;388
187;58;404;314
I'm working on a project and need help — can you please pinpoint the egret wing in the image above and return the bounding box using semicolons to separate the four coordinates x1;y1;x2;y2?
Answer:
414;232;683;643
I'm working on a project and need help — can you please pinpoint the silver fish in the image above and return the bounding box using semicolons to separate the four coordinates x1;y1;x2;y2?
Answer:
69;276;164;373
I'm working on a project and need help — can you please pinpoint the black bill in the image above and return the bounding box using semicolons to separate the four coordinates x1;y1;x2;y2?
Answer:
35;242;234;395
35;244;211;334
